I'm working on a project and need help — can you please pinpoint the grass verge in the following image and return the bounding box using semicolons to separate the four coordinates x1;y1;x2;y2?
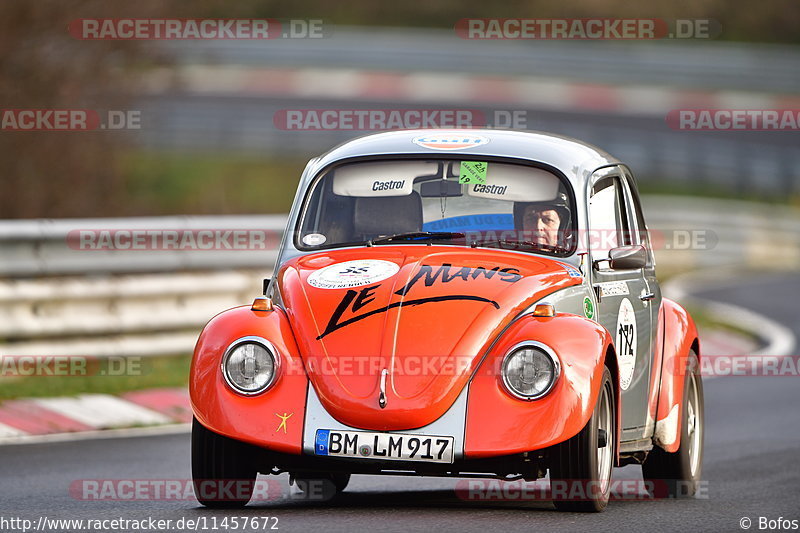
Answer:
120;151;308;216
0;354;191;401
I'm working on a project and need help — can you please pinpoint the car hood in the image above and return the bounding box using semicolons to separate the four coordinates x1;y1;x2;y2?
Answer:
277;246;582;430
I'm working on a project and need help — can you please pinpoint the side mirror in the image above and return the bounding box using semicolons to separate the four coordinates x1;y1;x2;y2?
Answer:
608;244;647;270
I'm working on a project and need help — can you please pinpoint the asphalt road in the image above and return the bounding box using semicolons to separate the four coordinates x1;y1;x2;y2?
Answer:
1;273;799;532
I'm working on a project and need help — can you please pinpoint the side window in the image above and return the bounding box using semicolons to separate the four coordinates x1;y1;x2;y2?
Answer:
621;173;654;262
589;177;632;254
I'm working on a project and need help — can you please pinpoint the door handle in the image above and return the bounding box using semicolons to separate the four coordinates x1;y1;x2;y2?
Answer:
639;292;655;301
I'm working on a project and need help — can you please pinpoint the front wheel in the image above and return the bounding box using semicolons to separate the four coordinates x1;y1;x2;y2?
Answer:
643;350;704;498
192;418;260;508
550;366;615;512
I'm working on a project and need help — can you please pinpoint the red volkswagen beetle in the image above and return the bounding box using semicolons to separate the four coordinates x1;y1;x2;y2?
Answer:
190;130;703;511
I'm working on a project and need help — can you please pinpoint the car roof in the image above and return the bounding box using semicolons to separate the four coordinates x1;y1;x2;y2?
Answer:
305;129;623;189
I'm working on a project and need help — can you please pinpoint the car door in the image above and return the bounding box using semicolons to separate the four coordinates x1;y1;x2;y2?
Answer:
620;166;662;439
587;168;653;441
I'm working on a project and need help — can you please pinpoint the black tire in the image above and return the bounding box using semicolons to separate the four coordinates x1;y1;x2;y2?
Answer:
550;366;615;512
291;472;351;501
192;418;259;508
643;350;704;498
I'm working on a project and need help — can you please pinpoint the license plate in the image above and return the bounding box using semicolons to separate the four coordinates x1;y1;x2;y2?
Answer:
314;429;455;463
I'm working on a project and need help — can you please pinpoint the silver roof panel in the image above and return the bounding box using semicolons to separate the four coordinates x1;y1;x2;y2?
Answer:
305;129;622;187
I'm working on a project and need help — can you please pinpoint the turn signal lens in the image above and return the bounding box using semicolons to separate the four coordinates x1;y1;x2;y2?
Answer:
532;303;555;317
251;297;273;311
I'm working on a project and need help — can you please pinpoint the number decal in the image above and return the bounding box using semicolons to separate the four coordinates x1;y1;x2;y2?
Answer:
616;298;637;390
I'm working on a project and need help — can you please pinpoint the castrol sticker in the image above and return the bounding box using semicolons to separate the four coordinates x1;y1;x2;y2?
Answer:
307;260;400;289
616;297;637;390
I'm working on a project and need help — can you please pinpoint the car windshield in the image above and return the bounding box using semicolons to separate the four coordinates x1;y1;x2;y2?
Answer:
296;159;576;256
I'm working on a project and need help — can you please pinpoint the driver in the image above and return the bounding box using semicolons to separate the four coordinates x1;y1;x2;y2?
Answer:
518;192;571;248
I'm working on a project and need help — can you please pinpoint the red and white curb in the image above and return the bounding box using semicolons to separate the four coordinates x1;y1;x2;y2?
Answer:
162;65;800;117
0;387;191;445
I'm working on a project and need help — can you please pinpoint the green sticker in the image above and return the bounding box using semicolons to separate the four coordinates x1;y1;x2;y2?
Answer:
583;297;595;319
459;161;488;184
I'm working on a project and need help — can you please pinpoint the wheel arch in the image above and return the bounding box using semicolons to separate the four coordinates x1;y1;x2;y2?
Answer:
190;305;309;454
602;343;622;466
465;313;618;457
653;298;700;452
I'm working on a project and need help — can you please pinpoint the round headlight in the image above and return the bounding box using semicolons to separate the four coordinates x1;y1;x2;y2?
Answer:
222;338;278;394
501;343;560;400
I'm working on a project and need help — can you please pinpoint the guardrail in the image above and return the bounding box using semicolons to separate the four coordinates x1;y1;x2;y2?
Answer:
0;215;286;277
1;196;798;358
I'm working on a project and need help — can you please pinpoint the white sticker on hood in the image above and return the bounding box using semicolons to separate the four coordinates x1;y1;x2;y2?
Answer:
307;259;400;289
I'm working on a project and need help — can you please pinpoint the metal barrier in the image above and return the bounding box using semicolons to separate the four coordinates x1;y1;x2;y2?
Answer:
0;215;286;277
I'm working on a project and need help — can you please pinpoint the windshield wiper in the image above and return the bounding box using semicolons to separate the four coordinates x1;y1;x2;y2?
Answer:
368;231;465;246
475;239;563;254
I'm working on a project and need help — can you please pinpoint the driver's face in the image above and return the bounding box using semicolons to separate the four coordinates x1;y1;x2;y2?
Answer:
522;207;561;246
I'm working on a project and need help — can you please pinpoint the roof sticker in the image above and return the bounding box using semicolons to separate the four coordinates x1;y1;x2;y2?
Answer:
412;134;490;150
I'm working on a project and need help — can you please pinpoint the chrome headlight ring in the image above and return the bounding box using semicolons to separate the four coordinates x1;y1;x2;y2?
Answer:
500;341;561;400
220;336;281;396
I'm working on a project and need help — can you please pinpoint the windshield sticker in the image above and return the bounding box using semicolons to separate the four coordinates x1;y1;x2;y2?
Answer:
423;213;513;232
459;161;488;184
471;183;508;196
307;260;400;290
616;297;637;390
466;165;560;201
583;297;595;319
332;161;425;197
371;179;406;191
598;281;629;297
302;233;327;246
412;134;490;150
